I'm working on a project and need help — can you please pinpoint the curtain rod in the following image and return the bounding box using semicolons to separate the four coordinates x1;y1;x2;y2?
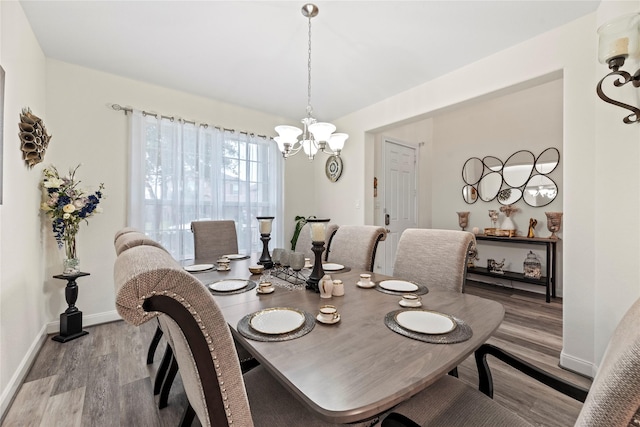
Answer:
110;104;272;140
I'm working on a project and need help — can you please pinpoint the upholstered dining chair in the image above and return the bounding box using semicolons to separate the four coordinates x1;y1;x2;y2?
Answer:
113;226;139;243
392;229;474;293
114;245;379;427
114;230;170;257
191;220;238;261
295;223;339;261
381;295;640;427
325;225;387;272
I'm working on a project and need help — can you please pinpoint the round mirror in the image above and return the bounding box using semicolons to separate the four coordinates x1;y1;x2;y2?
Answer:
523;175;558;207
462;185;478;204
483;156;503;172
497;187;523;205
462;157;484;185
535;147;560;174
503;150;535;187
478;171;503;202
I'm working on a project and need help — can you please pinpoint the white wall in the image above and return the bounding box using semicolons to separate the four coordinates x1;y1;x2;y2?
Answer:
322;2;640;377
0;0;48;414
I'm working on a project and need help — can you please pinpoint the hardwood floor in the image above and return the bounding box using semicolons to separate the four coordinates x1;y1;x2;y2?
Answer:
1;281;591;426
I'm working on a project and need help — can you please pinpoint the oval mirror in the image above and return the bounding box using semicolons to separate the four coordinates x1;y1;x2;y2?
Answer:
503;150;535;187
478;171;503;202
462;185;478;204
483;156;503;172
497;187;523;205
535;147;560;174
523;175;558;207
462;157;484;185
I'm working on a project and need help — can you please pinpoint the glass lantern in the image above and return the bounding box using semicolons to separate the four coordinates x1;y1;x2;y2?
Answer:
523;251;542;280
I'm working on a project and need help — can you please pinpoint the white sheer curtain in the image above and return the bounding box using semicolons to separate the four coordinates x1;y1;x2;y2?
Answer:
128;110;283;260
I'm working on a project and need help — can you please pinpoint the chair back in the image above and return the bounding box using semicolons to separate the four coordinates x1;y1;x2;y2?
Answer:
326;225;386;272
191;220;238;261
114;230;169;256
113;226;140;244
574;297;640;426
295;223;339;261
393;228;474;293
114;245;253;427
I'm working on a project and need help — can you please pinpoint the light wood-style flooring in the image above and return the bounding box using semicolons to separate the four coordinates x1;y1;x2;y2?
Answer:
1;281;591;426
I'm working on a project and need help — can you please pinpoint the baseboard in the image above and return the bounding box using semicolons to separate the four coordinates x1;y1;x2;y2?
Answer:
560;350;596;378
45;310;122;334
0;324;47;421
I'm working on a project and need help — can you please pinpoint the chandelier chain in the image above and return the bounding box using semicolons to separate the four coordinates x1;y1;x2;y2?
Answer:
307;13;313;117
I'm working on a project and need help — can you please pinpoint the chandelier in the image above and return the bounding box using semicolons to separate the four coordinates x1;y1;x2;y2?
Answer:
274;3;348;160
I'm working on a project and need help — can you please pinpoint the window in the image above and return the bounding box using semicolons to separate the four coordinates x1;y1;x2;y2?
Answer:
128;110;283;260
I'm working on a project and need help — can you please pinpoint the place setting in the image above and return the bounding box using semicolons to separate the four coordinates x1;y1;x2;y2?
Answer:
384;308;473;344
207;279;257;296
223;253;250;260
374;278;429;296
184;263;216;273
322;262;351;273
237;306;316;342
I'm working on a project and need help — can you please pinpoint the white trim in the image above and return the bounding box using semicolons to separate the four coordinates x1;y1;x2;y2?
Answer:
560;349;596;379
0;324;47;420
45;310;122;334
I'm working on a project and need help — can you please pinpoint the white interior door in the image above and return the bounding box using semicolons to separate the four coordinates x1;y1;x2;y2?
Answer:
383;140;417;275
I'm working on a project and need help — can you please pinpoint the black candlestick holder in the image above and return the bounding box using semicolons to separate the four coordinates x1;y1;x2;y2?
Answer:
306;241;325;292
258;233;273;269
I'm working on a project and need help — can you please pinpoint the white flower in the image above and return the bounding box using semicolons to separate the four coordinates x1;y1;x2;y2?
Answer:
63;213;71;220
43;178;64;188
63;204;76;214
73;199;86;209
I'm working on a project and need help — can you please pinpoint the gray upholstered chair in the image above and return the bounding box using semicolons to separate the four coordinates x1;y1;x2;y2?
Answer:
113;226;139;243
114;231;169;256
381;296;640;427
191;220;238;261
295;223;339;261
325;225;386;272
114;245;378;427
392;229;474;293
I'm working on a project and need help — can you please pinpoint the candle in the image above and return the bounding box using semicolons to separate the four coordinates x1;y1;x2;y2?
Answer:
311;222;325;242
607;37;629;60
260;220;271;234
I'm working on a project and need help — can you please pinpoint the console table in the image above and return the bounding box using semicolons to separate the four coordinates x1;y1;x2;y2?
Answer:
52;272;90;342
468;235;557;303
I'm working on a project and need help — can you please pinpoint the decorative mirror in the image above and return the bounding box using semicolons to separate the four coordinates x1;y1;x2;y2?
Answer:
503;150;535;187
535;147;560;174
462;157;483;185
523;175;558;207
483;156;503;172
497;187;523;205
478;171;502;202
462;185;478;204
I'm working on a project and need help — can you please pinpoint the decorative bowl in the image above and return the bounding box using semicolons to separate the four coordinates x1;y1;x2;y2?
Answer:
249;265;264;274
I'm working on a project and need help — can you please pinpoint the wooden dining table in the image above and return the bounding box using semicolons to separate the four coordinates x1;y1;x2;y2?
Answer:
188;253;505;424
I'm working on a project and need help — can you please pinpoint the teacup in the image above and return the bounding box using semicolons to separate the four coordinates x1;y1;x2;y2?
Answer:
359;273;372;286
318;305;339;322
217;258;230;270
258;282;274;293
401;294;422;307
304;257;313;268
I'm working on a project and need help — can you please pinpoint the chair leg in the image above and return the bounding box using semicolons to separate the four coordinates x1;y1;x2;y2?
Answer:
154;345;173;395
159;354;179;409
147;324;164;364
179;403;196;427
448;367;459;378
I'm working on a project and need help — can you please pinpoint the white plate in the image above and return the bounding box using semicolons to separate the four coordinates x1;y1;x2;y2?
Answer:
379;280;419;292
323;263;344;271
208;279;248;292
250;308;306;335
184;264;215;272
356;281;375;289
316;313;341;325
395;310;456;335
224;254;247;260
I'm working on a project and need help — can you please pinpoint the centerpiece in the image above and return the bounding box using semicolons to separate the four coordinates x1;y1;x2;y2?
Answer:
41;165;105;275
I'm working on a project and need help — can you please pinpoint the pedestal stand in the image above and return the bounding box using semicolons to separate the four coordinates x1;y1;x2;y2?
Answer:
52;272;90;343
258;233;273;269
306;242;326;292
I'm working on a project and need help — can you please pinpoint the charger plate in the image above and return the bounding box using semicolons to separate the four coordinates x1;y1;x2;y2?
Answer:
384;309;472;344
208;279;256;296
238;309;315;342
375;282;428;296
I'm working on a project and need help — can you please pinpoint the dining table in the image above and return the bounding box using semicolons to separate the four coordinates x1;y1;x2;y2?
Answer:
185;253;505;424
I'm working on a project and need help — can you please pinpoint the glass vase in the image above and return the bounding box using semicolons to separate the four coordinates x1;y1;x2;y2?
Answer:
63;235;79;275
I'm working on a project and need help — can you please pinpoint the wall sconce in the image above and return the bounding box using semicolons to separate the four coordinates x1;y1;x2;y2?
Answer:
596;12;640;124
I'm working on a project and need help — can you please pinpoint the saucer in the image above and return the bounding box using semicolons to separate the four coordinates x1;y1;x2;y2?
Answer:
316;313;341;325
217;266;231;271
257;287;275;294
357;281;375;288
399;300;422;308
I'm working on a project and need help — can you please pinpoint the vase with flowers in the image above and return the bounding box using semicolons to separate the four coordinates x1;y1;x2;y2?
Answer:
41;165;105;275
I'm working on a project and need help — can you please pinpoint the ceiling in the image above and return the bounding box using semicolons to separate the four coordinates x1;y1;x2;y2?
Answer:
20;1;600;122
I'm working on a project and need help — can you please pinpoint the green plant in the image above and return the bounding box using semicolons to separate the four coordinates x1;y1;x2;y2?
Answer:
290;215;315;250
